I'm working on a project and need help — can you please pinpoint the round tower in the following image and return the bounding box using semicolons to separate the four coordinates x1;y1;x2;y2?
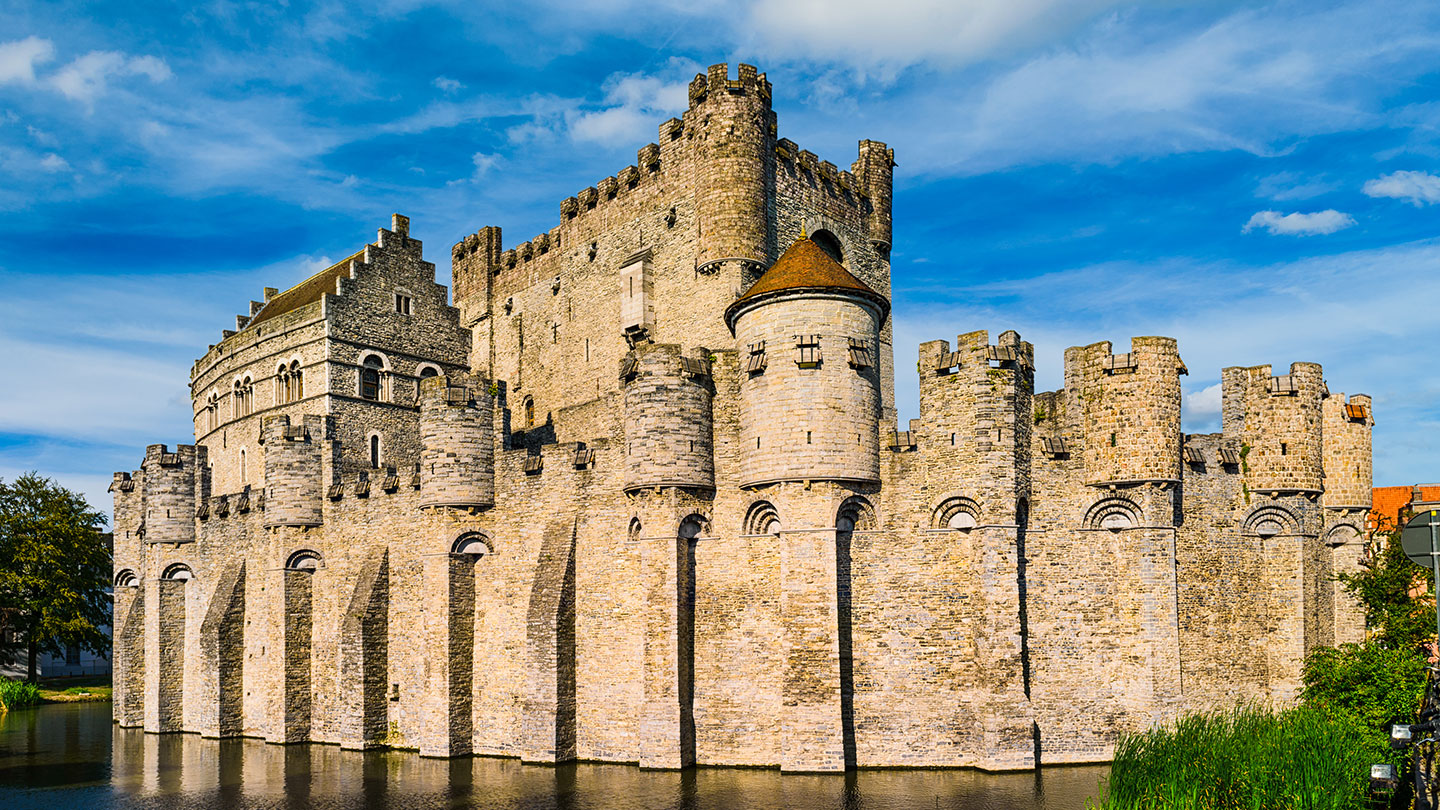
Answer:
262;415;323;527
726;238;888;488
1071;336;1184;486
688;63;774;281
622;343;715;491
1242;362;1325;493
1322;393;1373;508
140;444;197;544
419;373;496;508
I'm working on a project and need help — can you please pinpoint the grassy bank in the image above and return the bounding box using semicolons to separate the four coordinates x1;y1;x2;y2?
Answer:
36;676;111;703
1094;704;1398;810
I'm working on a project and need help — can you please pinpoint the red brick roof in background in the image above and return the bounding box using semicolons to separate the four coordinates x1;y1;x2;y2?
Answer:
1372;485;1440;531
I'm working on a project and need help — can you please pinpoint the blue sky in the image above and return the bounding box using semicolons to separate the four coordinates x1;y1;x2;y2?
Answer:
1;0;1438;517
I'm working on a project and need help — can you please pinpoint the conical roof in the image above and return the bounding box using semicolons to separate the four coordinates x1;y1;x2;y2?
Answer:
724;238;889;329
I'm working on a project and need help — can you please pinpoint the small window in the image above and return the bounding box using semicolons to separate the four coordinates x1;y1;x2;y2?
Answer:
847;338;873;369
395;293;412;315
419;366;440;379
286;550;322;571
795;335;821;368
361;355;384;401
523;397;535;429
161;563;193;581
239;448;247;484
746;341;768;374
369;435;381;468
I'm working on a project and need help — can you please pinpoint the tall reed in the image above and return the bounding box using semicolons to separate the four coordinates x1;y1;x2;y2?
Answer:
0;677;43;711
1095;704;1397;810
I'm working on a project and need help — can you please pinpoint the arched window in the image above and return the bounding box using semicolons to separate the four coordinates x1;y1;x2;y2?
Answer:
523;396;535;430
1244;505;1296;539
286;549;322;571
628;518;643;542
161;563;193;581
811;229;845;265
276;363;290;405
239;448;248;484
369;434;381;469
933;496;980;531
206;392;220;432
1085;497;1141;532
744;501;782;536
360;355;384;401
233;379;244;418
114;569;138;588
418;365;440;380
291;361;303;399
679;514;707;541
452;533;491;556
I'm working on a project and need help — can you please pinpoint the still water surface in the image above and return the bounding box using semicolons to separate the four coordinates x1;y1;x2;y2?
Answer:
0;703;1108;809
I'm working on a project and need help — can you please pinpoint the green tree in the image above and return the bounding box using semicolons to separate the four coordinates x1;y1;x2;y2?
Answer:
0;473;111;682
1340;519;1433;653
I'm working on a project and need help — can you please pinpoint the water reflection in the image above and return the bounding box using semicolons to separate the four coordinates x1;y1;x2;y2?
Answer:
0;703;1106;809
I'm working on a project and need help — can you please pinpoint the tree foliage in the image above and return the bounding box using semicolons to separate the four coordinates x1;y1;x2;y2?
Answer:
1338;519;1434;653
0;473;111;682
1301;643;1429;733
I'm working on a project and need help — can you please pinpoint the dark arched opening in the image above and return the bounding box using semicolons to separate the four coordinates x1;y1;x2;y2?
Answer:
811;229;845;264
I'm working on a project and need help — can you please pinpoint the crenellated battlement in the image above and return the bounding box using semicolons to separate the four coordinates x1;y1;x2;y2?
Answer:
687;62;771;109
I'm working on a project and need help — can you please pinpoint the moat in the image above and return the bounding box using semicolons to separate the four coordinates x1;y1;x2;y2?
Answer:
0;703;1107;808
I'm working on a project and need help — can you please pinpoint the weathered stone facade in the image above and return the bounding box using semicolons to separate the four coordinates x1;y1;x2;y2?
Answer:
111;63;1373;772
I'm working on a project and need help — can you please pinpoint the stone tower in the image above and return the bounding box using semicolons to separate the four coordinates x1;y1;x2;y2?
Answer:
140;444;198;545
688;63;775;284
262;415;324;528
1067;337;1184;487
726;237;889;487
418;373;496;509
621;343;715;492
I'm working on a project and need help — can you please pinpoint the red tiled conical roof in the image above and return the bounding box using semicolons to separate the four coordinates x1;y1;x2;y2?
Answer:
724;238;889;329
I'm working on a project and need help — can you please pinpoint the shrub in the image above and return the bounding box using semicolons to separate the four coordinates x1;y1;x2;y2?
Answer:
0;677;42;710
1095;704;1398;810
1302;642;1428;739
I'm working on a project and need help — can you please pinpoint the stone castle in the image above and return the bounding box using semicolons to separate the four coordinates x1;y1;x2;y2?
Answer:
110;64;1374;772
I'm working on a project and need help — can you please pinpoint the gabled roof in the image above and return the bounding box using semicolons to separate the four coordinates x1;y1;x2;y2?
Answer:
725;237;889;328
245;250;363;330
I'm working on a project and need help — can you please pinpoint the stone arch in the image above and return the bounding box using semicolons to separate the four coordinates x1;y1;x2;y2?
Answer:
359;352;390;401
416;362;443;379
286;549;323;571
678;513;709;540
836;495;876;532
1244;504;1298;538
932;494;981;530
114;568;138;588
161;562;194;581
744;500;781;536
810;228;845;265
627;517;643;542
1325;523;1361;547
451;532;493;556
1085;497;1142;531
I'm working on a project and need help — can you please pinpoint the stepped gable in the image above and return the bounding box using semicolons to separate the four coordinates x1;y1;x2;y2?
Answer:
724;237;889;328
246;250;364;329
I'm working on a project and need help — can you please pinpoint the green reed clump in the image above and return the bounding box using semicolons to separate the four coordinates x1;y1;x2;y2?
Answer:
0;678;42;711
1095;704;1398;810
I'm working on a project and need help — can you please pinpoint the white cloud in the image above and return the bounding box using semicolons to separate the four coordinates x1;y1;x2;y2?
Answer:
569;59;696;144
1182;383;1223;431
38;153;69;172
0;36;54;84
446;152;504;186
1242;209;1355;236
745;0;1135;73
433;76;464;93
1254;172;1336;201
1363;170;1440;207
50;50;171;105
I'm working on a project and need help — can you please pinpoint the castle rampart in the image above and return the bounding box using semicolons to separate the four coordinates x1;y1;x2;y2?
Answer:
111;63;1372;775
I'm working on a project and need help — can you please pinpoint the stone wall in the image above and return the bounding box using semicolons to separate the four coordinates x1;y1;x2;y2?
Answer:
111;61;1374;774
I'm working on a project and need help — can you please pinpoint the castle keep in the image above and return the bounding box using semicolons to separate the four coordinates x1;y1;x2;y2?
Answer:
110;64;1373;771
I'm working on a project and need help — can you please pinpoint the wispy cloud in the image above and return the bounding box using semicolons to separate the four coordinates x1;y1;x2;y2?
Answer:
1363;170;1440;206
1242;209;1355;236
50;50;172;105
0;36;54;84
